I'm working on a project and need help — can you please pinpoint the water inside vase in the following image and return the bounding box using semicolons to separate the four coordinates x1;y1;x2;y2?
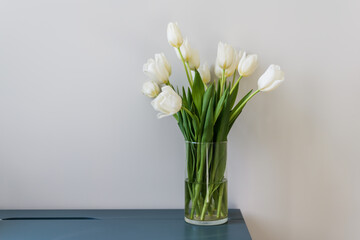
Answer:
185;178;228;222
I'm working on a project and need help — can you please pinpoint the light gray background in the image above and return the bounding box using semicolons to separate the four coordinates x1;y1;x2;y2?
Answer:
0;0;359;239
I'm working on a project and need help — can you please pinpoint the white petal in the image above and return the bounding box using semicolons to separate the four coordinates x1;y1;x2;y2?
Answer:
258;64;284;91
188;48;200;70
215;64;223;78
258;65;278;90
260;79;284;92
167;22;183;48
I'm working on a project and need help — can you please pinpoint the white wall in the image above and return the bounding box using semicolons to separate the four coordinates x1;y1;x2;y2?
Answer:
1;0;359;239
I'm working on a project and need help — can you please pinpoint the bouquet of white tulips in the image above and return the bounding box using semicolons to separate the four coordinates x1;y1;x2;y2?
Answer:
142;22;284;224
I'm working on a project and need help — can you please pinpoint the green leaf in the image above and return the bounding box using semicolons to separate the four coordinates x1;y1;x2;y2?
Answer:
214;88;231;142
199;84;215;135
213;143;227;182
192;118;199;139
228;89;253;131
214;92;227;123
177;112;188;140
201;98;214;142
187;87;192;105
182;106;200;138
229;82;239;109
182;87;188;108
231;89;253;113
181;110;195;141
216;79;221;102
192;69;205;115
201;84;214;114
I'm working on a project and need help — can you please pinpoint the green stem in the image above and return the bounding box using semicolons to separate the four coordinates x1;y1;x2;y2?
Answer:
230;89;260;123
181;107;200;129
181;107;195;122
186;62;193;84
177;48;193;88
165;81;176;92
222;184;228;217
190;145;207;219
209;197;215;215
200;186;212;220
220;69;225;96
216;183;225;218
232;71;236;86
230;75;243;95
186;182;201;217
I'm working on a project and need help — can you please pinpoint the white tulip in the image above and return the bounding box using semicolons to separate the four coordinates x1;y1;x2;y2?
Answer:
257;65;284;92
155;53;171;76
176;38;192;61
215;64;223;78
198;63;211;84
225;50;241;77
188;48;200;70
151;86;182;118
238;52;258;77
143;53;171;84
167;22;183;48
142;81;160;98
155;53;171;82
175;39;200;70
216;42;235;70
143;58;158;82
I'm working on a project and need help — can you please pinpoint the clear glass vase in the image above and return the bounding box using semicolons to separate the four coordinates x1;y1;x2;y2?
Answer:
184;141;228;225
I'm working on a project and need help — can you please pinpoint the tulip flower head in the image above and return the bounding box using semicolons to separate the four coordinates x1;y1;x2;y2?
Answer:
214;64;223;78
225;50;241;77
238;52;258;77
167;22;183;48
188;48;200;70
257;64;284;92
151;86;182;118
142;81;160;98
155;53;171;76
216;42;235;70
143;53;171;85
198;63;211;84
143;58;158;81
176;38;192;61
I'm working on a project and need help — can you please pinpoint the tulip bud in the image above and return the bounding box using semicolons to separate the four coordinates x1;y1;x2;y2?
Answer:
198;63;211;84
167;22;183;48
257;64;284;92
216;42;235;70
188;48;200;70
155;53;171;83
155;53;171;76
238;52;258;77
225;50;241;77
143;58;158;82
176;38;192;61
142;81;160;98
151;86;182;118
143;53;171;85
215;64;223;78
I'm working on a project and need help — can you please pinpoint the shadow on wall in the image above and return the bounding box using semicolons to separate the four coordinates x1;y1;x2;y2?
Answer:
229;73;352;240
227;74;292;240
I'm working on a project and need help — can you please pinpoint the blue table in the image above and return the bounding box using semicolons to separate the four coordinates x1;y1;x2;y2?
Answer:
0;209;251;239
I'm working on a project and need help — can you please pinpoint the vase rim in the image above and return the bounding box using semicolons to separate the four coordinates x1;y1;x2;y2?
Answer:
185;141;227;144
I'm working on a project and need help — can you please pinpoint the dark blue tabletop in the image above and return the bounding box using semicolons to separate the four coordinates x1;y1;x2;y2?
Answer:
0;209;251;240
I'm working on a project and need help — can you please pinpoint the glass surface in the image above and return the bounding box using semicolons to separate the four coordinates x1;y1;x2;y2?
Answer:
184;142;228;225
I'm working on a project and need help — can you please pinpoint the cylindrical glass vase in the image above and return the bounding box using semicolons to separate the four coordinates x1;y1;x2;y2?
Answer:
184;141;228;225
